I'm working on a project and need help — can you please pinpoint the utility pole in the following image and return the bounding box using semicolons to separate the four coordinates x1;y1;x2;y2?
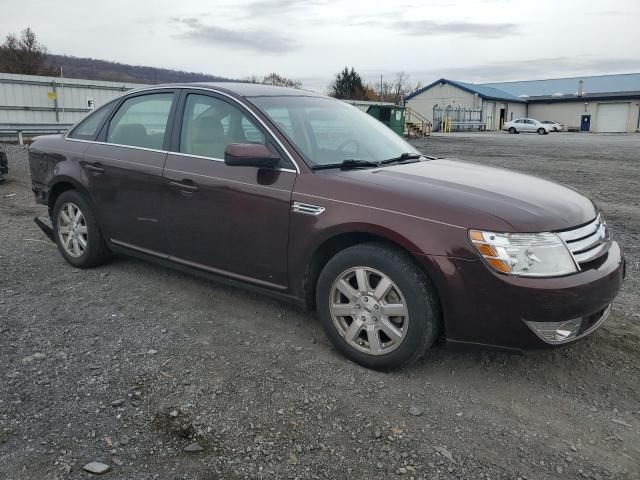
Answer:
380;74;383;105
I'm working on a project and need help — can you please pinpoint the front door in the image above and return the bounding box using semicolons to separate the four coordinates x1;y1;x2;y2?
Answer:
84;90;177;253
162;91;296;289
581;115;591;132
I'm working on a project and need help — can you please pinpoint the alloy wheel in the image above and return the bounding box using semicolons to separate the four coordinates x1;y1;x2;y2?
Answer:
329;267;409;355
57;202;88;257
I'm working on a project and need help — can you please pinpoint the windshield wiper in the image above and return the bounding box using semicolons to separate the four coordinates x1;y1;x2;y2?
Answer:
311;159;381;170
380;152;423;165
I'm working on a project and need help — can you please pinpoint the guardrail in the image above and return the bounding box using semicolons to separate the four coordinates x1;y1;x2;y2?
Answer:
0;123;73;144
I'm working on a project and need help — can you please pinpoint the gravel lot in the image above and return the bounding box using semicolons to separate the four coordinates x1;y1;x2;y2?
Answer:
1;132;638;480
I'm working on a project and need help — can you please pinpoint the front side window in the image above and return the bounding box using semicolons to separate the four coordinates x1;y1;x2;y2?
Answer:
179;94;266;159
250;96;418;167
68;101;116;140
106;93;174;149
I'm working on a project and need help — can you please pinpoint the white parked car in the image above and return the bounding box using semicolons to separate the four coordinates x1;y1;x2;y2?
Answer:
503;118;552;135
541;120;564;132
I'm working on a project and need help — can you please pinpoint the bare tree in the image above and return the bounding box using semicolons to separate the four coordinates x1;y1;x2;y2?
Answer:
392;71;410;104
244;74;263;84
245;73;302;89
0;27;54;75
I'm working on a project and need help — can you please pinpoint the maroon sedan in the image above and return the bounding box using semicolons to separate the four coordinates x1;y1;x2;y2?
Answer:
29;83;624;370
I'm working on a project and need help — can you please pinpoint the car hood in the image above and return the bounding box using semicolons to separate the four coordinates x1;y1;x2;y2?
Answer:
336;159;596;232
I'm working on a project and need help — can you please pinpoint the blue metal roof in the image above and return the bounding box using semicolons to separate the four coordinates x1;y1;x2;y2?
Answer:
452;80;525;102
481;73;640;97
404;78;526;102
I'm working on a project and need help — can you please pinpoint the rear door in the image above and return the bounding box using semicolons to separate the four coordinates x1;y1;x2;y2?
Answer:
83;90;177;253
161;90;296;288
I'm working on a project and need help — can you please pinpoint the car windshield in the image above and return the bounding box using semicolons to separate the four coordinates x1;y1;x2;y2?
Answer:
249;96;419;167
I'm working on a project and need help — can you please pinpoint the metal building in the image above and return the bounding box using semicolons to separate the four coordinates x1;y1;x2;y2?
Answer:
484;73;640;133
404;79;527;131
0;72;145;141
406;73;640;133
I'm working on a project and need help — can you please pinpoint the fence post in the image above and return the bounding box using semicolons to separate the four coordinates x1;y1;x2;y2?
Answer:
18;131;24;145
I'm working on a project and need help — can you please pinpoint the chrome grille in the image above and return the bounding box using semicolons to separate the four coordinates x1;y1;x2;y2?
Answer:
556;214;609;265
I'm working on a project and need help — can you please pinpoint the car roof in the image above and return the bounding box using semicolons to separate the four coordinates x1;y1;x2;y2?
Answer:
129;82;326;98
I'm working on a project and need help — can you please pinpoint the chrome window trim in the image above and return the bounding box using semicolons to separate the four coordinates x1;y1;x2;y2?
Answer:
65;137;169;155
64;85;301;174
165;151;297;173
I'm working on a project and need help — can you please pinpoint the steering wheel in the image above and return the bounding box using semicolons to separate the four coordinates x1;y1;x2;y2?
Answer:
336;139;362;157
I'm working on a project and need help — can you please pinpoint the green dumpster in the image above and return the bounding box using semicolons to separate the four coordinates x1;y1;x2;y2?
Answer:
366;105;405;135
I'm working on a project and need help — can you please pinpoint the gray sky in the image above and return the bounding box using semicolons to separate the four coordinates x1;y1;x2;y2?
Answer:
3;0;640;92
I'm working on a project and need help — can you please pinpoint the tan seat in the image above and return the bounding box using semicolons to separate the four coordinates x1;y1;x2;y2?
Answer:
189;116;229;159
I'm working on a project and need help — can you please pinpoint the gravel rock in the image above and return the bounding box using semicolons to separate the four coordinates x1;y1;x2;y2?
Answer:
184;442;204;452
82;462;111;474
408;405;423;416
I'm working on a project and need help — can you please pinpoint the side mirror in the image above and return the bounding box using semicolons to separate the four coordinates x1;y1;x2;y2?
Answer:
224;143;279;168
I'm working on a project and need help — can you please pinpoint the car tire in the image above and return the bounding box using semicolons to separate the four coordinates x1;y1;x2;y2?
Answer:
537;128;546;135
52;190;111;268
316;242;440;370
508;127;516;134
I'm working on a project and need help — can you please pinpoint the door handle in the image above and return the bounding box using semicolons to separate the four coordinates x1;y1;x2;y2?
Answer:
168;180;199;193
84;163;105;175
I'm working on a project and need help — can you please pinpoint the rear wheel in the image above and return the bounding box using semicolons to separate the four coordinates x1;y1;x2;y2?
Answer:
52;190;111;268
508;127;516;134
316;243;439;370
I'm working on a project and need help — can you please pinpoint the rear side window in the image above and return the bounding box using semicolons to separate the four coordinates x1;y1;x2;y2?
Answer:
106;93;174;149
68;102;116;140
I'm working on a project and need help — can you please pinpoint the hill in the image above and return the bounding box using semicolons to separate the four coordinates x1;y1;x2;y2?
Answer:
48;54;233;84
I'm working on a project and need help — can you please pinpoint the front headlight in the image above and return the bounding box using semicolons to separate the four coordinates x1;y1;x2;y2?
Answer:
470;230;578;277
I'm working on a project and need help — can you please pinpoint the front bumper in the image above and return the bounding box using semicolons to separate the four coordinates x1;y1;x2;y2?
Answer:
420;241;625;350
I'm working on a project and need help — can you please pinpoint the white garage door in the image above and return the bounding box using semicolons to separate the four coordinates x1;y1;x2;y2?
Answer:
596;103;629;132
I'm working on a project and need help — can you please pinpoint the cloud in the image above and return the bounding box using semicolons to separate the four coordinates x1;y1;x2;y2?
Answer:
419;56;640;82
246;0;326;15
173;17;297;54
354;18;519;39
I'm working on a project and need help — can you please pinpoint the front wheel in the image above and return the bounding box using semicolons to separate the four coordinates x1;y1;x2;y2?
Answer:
508;127;516;134
316;243;440;370
52;190;111;268
537;128;546;135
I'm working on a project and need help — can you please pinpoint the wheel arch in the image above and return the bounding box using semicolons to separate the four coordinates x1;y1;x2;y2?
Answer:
47;176;94;215
301;225;442;313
